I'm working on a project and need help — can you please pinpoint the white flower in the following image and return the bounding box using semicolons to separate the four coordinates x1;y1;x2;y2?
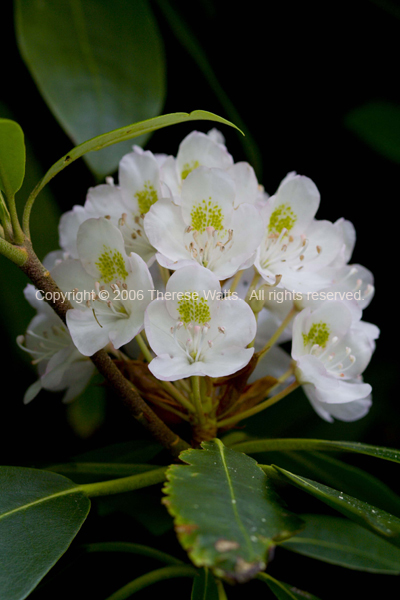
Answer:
18;285;95;404
144;265;257;380
52;218;153;356
160;129;234;196
254;174;344;293
144;166;265;279
59;148;164;264
161;129;266;208
292;301;379;422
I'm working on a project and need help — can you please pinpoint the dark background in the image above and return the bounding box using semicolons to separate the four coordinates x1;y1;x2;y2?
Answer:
0;0;399;598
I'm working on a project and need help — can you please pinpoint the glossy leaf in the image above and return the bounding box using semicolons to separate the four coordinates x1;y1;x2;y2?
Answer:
272;465;400;549
0;118;25;197
0;466;90;600
232;438;400;464
257;573;321;600
281;514;400;574
345;101;400;163
272;451;400;517
191;568;219;600
23;110;241;229
163;440;304;583
16;0;166;178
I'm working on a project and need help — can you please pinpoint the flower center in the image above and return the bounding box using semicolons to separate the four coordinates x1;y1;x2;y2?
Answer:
184;225;234;270
170;319;226;363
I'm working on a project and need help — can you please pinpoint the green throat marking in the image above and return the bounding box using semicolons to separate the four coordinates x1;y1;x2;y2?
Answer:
178;293;211;325
191;198;224;233
135;181;158;214
181;160;200;180
269;203;297;234
303;321;330;348
96;246;129;284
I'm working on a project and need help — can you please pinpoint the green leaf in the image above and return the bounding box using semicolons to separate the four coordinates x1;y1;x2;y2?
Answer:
345;101;400;163
257;573;321;600
163;439;304;583
280;514;400;574
23;110;241;230
272;465;400;549
191;568;219;600
16;0;166;179
0;118;25;197
0;466;90;600
232;438;400;464
272;451;400;517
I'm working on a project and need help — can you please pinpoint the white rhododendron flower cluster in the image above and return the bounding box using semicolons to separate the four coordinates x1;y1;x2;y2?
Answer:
18;129;378;425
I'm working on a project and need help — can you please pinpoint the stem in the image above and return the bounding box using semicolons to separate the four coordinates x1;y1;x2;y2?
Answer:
79;466;167;497
0;191;13;241
256;306;297;361
217;580;228;600
0;237;28;265
83;542;183;565
104;566;196;600
264;365;295;396
217;381;300;428
245;270;261;304
135;331;154;363
148;396;190;421
20;244;189;456
191;375;206;425
175;378;191;393
229;269;243;294
6;193;24;244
